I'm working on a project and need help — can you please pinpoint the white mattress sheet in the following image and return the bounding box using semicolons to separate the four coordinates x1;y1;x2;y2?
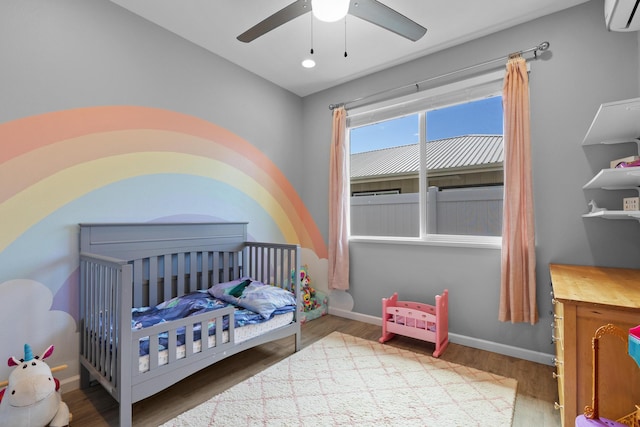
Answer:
138;312;294;373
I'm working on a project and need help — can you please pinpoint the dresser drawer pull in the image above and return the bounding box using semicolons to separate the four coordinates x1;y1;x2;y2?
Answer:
554;402;563;411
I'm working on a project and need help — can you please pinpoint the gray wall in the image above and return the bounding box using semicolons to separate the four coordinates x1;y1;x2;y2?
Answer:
0;0;304;191
302;0;640;358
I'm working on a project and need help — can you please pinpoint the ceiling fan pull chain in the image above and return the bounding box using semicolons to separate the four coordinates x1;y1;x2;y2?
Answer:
310;12;314;54
344;16;348;58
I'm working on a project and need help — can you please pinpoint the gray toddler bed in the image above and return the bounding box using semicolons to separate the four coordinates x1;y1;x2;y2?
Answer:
78;222;300;426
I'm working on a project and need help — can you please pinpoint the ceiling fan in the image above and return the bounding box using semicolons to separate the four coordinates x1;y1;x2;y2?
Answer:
237;0;427;43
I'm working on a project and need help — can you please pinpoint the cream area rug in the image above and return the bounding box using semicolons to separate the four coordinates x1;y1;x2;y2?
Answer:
161;332;517;427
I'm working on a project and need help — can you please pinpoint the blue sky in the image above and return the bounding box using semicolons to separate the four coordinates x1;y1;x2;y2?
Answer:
350;96;503;154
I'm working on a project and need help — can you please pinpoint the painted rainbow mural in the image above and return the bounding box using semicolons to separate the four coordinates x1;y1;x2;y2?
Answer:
0;105;327;316
1;105;325;251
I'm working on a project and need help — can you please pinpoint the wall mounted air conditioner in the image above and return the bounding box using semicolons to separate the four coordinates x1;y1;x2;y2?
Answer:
605;0;640;31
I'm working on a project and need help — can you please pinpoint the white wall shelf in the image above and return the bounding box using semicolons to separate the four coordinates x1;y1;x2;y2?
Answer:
582;97;640;222
582;97;640;146
582;210;640;220
583;167;640;191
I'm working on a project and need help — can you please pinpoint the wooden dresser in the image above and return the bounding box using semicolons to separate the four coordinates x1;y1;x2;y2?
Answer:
549;263;640;427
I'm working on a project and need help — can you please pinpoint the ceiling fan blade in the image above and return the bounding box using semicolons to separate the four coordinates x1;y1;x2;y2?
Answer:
349;0;427;42
237;0;311;43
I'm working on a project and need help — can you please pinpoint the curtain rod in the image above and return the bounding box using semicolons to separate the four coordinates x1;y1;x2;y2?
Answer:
328;41;550;111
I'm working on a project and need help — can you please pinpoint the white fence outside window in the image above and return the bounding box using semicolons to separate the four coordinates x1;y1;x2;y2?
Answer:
350;186;503;237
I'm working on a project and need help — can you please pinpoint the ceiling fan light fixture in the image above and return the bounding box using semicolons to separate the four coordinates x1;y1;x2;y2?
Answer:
312;0;349;22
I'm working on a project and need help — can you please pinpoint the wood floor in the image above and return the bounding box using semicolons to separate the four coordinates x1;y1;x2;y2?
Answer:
63;315;561;426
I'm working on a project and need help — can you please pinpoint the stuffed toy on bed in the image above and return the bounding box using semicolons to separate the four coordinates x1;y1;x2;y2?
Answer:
0;344;70;427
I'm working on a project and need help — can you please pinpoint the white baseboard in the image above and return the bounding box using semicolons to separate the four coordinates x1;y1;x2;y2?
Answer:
328;307;554;366
329;307;382;325
60;375;80;394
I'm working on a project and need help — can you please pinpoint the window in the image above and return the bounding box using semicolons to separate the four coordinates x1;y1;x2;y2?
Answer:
348;71;504;242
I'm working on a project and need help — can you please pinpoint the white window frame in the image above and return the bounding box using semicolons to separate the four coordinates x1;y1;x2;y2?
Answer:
347;70;507;249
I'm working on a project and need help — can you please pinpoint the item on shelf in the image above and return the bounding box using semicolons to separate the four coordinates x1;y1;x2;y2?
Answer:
611;155;640;169
588;200;607;213
615;158;640;168
623;197;640;211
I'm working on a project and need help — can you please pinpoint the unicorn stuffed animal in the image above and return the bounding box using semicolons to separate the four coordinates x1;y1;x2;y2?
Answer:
0;344;70;427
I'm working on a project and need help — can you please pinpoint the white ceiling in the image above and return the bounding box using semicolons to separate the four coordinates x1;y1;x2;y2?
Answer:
108;0;591;97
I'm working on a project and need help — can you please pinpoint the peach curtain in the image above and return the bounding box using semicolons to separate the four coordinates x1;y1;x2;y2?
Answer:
328;107;349;290
499;56;538;324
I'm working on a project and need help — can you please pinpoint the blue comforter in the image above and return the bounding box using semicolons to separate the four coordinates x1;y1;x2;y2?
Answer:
132;281;296;357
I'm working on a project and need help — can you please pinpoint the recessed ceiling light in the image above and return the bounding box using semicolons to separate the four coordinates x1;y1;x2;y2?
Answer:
302;59;316;68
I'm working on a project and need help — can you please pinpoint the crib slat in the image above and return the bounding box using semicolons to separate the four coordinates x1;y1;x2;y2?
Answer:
163;254;171;302
221;252;230;282
189;251;198;292
232;251;240;280
133;259;143;307
246;246;254;278
149;256;158;307
202;252;210;289
265;248;271;284
177;253;185;297
212;251;220;284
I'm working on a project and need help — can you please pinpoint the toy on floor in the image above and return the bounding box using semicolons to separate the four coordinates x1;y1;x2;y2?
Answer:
0;344;70;427
291;265;328;323
298;266;321;313
379;290;449;358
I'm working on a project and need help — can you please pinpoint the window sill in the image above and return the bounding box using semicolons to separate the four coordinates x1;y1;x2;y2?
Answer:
349;234;502;250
